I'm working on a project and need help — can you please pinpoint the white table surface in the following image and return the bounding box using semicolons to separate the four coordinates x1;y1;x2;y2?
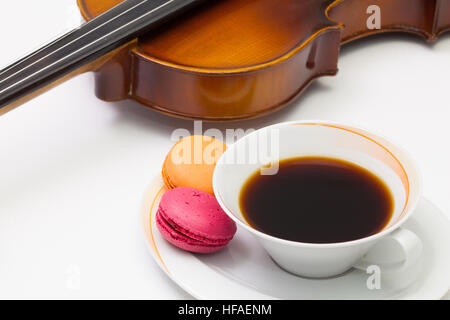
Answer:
0;1;449;299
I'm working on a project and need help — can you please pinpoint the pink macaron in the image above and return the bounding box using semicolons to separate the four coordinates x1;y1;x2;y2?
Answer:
156;187;237;253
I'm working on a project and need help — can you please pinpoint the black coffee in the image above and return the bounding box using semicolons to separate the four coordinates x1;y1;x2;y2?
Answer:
239;157;394;243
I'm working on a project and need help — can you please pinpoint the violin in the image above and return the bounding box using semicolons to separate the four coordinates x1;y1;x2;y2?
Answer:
1;0;449;120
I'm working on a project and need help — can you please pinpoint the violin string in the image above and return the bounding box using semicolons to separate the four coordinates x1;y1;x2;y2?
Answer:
0;28;80;77
0;0;149;84
0;0;177;97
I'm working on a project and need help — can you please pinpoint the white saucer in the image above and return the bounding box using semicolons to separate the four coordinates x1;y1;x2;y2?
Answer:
141;175;450;300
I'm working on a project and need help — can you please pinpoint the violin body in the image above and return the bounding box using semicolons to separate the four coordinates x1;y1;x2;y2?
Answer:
77;0;450;121
78;0;342;120
1;0;448;120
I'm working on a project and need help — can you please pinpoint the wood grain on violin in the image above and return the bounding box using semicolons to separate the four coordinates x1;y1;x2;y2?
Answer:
1;0;449;120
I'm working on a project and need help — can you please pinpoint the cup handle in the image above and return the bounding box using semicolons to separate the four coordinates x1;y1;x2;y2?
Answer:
353;228;423;273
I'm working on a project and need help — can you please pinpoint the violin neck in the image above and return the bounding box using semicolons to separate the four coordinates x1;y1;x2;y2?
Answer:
0;0;204;115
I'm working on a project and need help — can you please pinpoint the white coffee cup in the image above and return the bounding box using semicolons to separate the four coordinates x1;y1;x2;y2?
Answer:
213;120;422;278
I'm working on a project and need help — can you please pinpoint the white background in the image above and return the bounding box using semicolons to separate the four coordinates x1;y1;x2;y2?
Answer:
0;0;449;299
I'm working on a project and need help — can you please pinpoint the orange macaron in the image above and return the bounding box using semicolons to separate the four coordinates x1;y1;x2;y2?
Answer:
162;135;227;195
